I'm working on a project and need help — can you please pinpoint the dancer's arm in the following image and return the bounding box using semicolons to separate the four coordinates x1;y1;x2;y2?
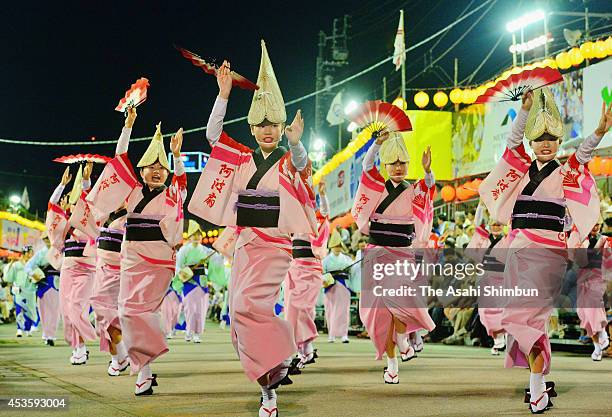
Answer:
50;166;72;204
576;102;612;164
116;106;136;155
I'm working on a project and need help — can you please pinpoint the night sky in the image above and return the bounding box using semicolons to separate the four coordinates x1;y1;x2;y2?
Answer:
1;0;610;215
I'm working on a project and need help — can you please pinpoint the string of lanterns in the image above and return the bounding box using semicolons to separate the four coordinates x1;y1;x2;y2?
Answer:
411;35;612;109
312;35;611;185
182;228;222;245
0;211;45;231
439;156;612;204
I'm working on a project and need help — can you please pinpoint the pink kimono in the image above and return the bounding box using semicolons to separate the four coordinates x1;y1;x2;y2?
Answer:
89;210;127;353
467;227;508;336
352;165;436;359
87;138;186;373
160;289;182;335
572;234;609;337
480;122;600;374
285;212;330;349
189;130;316;382
48;201;97;349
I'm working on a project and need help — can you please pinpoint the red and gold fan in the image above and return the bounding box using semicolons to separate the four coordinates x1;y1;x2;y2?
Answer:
115;77;150;113
474;67;562;104
348;100;412;138
176;46;259;91
53;154;112;164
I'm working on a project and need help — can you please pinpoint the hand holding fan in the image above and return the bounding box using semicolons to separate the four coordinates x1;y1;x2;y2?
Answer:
348;100;412;138
53;154;112;164
474;67;562;104
176;46;259;91
115;77;150;113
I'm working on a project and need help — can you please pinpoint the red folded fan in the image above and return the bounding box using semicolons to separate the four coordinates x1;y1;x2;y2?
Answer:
176;46;259;91
53;154;112;164
474;67;563;104
348;100;412;136
115;77;150;112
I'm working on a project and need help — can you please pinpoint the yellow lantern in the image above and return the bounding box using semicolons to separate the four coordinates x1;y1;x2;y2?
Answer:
580;41;595;59
414;91;429;108
433;91;448;108
555;51;571;69
485;81;496;89
462;89;476;104
594;40;607;59
606;37;612;55
541;58;557;68
392;96;407;110
568;47;584;66
449;88;462;104
476;85;487;96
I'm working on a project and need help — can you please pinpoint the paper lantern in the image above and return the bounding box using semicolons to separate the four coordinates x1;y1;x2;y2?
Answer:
392;96;407;110
606;37;612;56
588;156;602;176
456;186;471;201
580;41;595;59
463;89;477;104
568;48;584;66
594;40;607;59
541;58;557;69
441;185;455;202
555;52;571;70
414;91;429;108
433;91;448;108
602;158;612;176
449;88;462;104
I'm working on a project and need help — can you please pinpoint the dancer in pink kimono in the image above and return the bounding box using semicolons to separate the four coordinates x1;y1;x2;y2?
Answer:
189;42;315;417
466;202;508;355
351;131;435;384
87;204;130;376
285;180;330;371
160;275;183;339
26;237;61;346
321;230;353;344
480;89;611;413
86;106;186;395
570;223;610;361
175;220;214;343
47;165;97;365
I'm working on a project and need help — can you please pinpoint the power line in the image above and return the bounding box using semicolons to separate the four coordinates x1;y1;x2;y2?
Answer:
0;0;495;147
404;0;497;86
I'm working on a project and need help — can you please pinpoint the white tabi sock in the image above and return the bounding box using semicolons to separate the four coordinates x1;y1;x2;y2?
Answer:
304;342;313;356
396;332;410;353
137;364;152;384
529;372;545;399
76;344;87;356
387;357;399;374
261;386;277;408
115;341;128;361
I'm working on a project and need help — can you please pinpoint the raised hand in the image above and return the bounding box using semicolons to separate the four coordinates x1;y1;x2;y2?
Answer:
170;128;184;157
60;166;72;185
422;146;432;173
285;110;304;145
59;195;69;211
521;89;533;111
375;129;390;145
83;162;93;180
217;60;233;100
125;105;137;128
595;101;612;137
318;179;327;196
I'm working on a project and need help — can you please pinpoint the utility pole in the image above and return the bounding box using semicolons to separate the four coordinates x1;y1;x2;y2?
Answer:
314;15;351;149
